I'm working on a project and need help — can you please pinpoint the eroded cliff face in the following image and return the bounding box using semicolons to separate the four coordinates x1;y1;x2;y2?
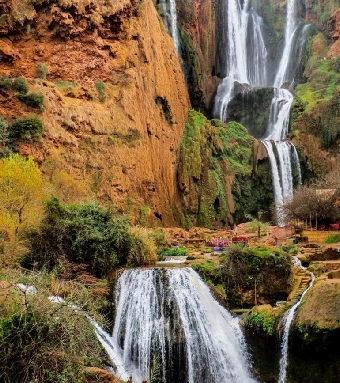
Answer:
176;0;219;111
0;0;190;226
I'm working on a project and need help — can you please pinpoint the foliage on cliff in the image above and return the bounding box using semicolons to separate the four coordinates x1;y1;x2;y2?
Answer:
290;15;340;175
178;110;273;228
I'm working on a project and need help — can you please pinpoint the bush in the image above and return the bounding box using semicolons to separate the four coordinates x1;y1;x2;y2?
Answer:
13;77;28;94
9;114;43;141
0;75;12;90
128;227;157;266
0;271;106;383
37;63;48;79
247;307;276;337
0;116;9;143
95;82;106;103
17;92;44;108
23;197;144;276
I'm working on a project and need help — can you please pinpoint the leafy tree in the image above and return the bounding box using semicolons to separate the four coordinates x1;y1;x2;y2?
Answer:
0;154;46;239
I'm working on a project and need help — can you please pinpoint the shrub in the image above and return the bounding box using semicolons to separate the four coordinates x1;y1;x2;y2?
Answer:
219;245;291;308
13;76;28;94
0;271;106;383
128;227;157;266
9;114;43;141
0;75;12;89
23;197;141;276
17;92;44;108
95;82;106;103
247;307;276;336
37;63;48;79
0;116;9;143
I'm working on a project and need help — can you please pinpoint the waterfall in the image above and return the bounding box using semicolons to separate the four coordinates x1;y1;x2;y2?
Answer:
169;0;180;52
213;0;309;225
277;258;315;383
214;0;267;120
103;268;257;383
159;0;180;53
262;0;305;225
265;89;294;141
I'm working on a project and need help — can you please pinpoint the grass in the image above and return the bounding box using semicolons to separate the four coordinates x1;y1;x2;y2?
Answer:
324;234;340;244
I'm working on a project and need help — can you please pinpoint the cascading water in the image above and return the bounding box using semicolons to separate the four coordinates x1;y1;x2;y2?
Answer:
214;0;267;120
277;258;315;383
262;0;303;224
214;0;309;225
169;0;179;52
102;268;256;383
159;0;180;52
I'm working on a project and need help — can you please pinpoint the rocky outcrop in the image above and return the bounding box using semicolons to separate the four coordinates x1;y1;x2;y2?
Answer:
329;8;340;57
292;275;340;347
0;0;190;226
176;0;219;111
177;110;273;228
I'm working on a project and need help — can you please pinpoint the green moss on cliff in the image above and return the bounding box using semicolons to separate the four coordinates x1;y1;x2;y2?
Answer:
178;26;205;109
178;110;274;228
291;32;340;153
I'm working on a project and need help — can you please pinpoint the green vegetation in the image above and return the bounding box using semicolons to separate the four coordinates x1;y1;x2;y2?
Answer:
0;269;107;383
108;127;141;147
219;245;291;308
17;92;44;108
13;76;28;94
23;197;157;276
291;33;340;150
0;75;12;90
95;81;106;103
324;234;340;244
178;110;272;227
178;26;204;109
158;247;189;257
37;63;48;79
247;307;276;337
9;114;43;141
0;116;9;145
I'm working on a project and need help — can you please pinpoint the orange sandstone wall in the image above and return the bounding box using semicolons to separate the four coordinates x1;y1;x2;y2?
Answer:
0;0;191;226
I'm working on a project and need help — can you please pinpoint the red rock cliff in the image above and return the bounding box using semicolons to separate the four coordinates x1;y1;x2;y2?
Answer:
0;0;191;225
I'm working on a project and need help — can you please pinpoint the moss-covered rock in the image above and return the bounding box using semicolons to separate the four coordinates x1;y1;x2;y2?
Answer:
293;278;340;342
291;31;340;175
178;110;274;228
